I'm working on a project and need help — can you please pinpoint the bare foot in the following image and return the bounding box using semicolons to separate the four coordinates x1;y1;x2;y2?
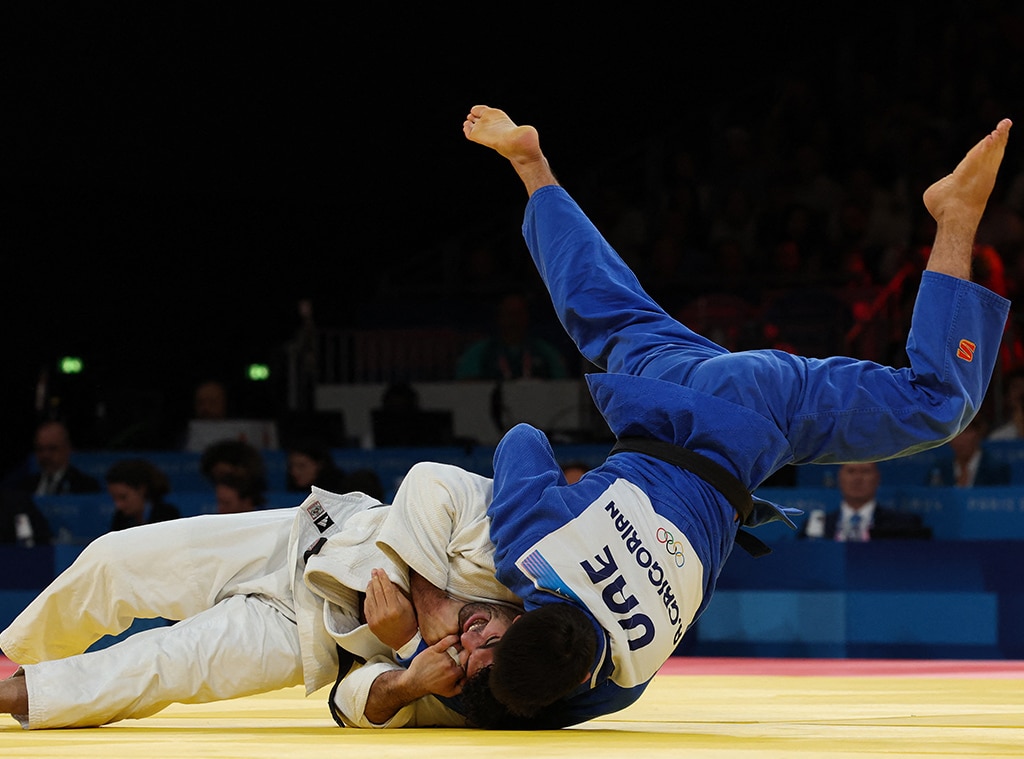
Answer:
463;105;557;195
923;119;1012;227
463;106;541;162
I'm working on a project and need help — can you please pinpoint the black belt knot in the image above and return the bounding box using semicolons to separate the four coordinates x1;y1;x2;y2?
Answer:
610;437;771;558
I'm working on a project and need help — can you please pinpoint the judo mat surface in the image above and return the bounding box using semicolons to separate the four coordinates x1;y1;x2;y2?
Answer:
2;656;1022;758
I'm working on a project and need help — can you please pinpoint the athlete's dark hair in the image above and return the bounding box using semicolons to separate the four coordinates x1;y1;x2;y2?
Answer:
105;458;171;503
461;666;572;730
461;667;526;729
487;603;596;718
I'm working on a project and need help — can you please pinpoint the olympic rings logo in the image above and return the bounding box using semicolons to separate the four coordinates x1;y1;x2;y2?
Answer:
656;527;686;567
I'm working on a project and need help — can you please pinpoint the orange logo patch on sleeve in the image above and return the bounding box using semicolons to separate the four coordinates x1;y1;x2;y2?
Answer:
956;339;977;362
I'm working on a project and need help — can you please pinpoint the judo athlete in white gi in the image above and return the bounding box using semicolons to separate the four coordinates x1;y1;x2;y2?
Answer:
0;466;521;729
440;106;1014;727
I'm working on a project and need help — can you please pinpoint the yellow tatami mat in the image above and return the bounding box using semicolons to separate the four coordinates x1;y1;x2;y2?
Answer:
3;659;1022;758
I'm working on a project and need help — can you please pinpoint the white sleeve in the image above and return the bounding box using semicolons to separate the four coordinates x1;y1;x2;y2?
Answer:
331;657;467;728
376;462;518;605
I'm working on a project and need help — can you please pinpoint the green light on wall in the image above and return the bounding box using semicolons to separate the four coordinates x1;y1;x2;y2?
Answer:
247;363;270;381
59;356;84;374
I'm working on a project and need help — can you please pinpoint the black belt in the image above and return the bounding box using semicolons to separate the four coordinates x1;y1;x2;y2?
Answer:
327;644;361;728
610;437;771;558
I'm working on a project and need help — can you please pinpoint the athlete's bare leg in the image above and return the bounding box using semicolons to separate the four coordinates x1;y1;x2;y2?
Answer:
463;105;558;197
923;118;1012;280
0;668;27;718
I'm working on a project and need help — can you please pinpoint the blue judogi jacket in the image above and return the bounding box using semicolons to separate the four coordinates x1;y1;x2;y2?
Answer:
486;185;1010;727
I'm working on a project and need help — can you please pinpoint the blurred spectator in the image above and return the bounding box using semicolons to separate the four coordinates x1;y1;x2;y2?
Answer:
702;124;766;236
193;379;229;420
838;165;912;256
761;287;852;358
455;292;568;380
10;420;102;497
676;292;759;353
988;367;1024;441
702;238;761;304
460;243;515;299
199;439;268;494
652;145;706;248
928;415;1011;487
176;378;228;450
106;458;181;531
589;182;649;268
798;462;930;541
639;232;702;314
560;460;589;485
789;142;845;223
285;299;318;414
284;437;348;492
371;382;455;448
213;470;266;513
828;198;887;287
0;488;52;547
181;378;278;452
707;185;760;265
343;468;385;501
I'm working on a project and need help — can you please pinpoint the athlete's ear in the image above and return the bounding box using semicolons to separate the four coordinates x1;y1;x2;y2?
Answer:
512;614;521;624
580;671;592;684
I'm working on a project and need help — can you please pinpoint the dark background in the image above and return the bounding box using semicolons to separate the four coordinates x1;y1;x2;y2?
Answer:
4;3;1022;471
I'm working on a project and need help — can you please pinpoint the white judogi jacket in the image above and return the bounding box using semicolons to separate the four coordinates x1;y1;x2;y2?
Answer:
293;464;519;727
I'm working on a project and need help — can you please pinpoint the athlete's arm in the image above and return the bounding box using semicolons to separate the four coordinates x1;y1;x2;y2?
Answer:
362;636;464;724
331;654;466;729
409;569;461;645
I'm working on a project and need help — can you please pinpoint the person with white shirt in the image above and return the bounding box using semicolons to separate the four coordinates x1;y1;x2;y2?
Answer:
10;421;102;497
834;462;879;541
987;368;1024;441
930;414;1012;487
799;463;929;541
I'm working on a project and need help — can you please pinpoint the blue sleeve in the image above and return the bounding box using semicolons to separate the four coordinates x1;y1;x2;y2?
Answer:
487;424;572;601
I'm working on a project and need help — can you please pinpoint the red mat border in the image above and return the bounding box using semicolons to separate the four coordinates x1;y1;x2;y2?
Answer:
658;656;1024;678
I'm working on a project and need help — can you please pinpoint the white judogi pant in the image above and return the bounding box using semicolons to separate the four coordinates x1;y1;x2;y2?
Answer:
1;509;306;729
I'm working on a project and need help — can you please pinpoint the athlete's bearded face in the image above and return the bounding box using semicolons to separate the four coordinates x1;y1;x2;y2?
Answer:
455;602;521;678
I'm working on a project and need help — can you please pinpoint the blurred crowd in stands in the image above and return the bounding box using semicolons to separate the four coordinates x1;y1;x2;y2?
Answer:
7;9;1024;465
431;17;1024;377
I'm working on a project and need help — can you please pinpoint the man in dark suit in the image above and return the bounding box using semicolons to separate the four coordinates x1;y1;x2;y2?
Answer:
798;462;930;540
10;420;102;496
930;414;1012;487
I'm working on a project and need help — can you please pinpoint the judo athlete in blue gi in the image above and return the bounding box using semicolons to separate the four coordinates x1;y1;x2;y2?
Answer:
452;106;1013;728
